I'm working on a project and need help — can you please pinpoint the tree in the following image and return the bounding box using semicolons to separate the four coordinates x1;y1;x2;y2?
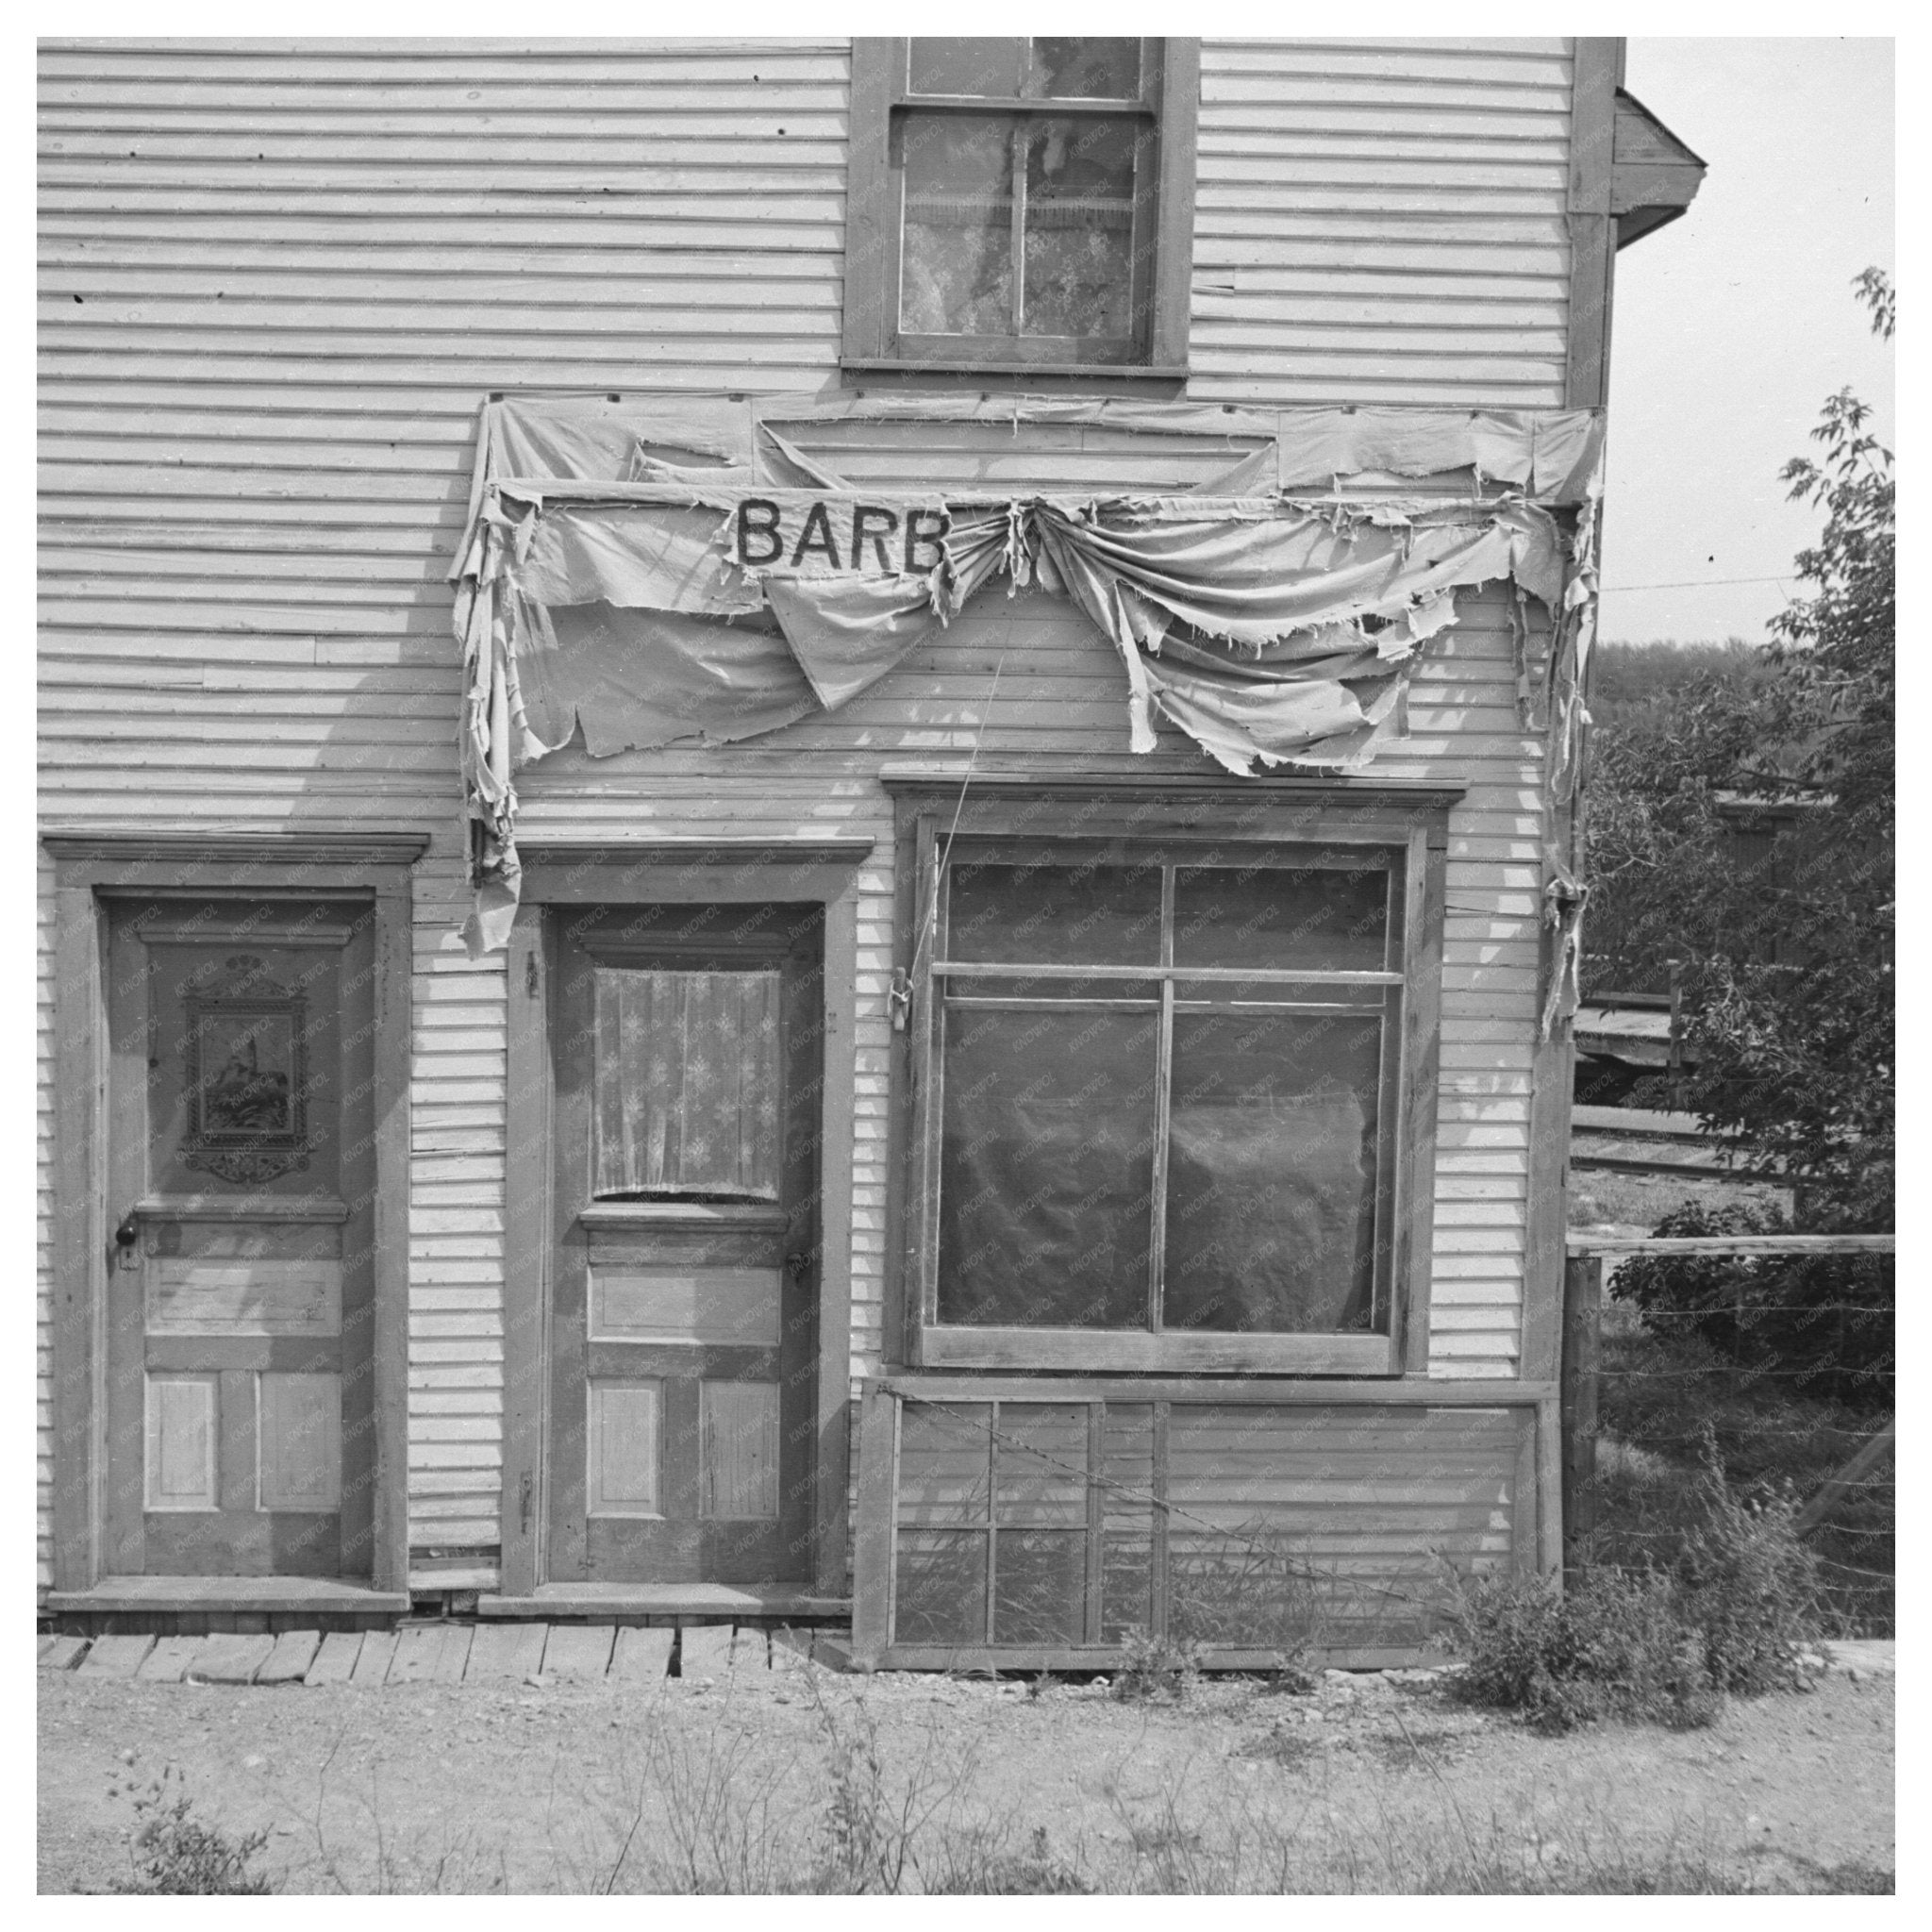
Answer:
1584;271;1893;1232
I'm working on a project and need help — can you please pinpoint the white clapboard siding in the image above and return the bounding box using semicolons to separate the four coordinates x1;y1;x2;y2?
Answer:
37;37;1577;1583
1192;39;1572;405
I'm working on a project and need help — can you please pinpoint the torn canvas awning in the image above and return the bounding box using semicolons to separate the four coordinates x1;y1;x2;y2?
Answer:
452;396;1601;953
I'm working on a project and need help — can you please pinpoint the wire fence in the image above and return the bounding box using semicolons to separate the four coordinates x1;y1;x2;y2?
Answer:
1562;1240;1895;1637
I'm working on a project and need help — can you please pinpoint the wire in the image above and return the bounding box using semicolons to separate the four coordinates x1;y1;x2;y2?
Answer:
1598;575;1792;592
907;645;1011;993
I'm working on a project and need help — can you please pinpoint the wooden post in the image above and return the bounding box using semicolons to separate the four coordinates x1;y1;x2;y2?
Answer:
1560;1253;1604;1577
1666;957;1686;1111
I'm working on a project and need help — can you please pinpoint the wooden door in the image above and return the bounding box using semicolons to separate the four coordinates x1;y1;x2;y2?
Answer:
548;905;822;1585
104;898;378;1578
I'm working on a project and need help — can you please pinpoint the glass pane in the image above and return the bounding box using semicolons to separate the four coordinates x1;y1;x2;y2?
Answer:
1162;1011;1384;1334
1099;1403;1157;1641
947;860;1162;966
898;1402;991;1524
994;1405;1089;1524
1022;117;1138;339
938;1008;1156;1327
1174;865;1391;973
901;114;1015;336
591;969;780;1200
1101;1529;1156;1642
894;1531;988;1645
1028;39;1141;100
993;1529;1086;1644
908;38;1024;96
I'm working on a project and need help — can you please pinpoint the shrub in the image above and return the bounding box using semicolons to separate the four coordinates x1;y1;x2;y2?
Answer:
1446;1457;1822;1731
1444;1568;1714;1734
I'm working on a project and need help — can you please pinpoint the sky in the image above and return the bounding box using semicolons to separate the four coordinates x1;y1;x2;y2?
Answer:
1600;37;1895;645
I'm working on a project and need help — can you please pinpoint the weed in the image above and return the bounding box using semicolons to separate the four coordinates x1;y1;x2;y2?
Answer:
1111;1626;1201;1702
111;1770;271;1895
618;1702;796;1892
928;1824;1092;1894
1111;1784;1212;1893
1785;1857;1893;1894
1168;1518;1328;1656
802;1669;981;1893
1361;1725;1468;1771
1239;1723;1324;1769
1444;1455;1822;1735
1442;1566;1719;1734
1672;1456;1823;1694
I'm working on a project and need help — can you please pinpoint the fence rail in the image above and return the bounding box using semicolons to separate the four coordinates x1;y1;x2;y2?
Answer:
1569;1235;1895;1257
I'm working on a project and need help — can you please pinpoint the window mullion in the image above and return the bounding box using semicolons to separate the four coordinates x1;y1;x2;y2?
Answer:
1008;119;1027;337
1147;865;1175;1335
985;1399;1001;1641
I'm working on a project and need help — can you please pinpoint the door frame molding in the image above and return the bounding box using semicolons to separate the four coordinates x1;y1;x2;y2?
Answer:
503;840;874;1600
42;831;426;1596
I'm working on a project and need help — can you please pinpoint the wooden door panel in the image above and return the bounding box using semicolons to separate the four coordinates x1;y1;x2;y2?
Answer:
551;905;823;1587
143;1511;342;1577
589;1265;785;1347
105;899;375;1580
144;1374;218;1511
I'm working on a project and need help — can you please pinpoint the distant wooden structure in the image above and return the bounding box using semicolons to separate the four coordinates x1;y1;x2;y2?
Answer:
39;38;1703;1665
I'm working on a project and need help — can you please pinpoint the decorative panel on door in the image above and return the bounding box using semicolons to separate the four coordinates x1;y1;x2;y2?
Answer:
105;899;377;1578
548;906;823;1586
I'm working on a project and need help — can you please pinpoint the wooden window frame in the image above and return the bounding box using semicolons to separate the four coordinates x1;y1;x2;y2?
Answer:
842;38;1199;379
851;1376;1558;1670
886;778;1457;1378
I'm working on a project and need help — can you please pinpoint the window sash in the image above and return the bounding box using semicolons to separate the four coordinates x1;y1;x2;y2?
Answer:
926;844;1408;1354
856;37;1175;369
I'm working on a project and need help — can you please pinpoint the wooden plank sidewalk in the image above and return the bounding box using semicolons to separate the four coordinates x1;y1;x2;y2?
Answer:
34;1623;835;1687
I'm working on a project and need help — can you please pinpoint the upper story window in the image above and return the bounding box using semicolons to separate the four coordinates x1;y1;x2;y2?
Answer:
842;38;1198;377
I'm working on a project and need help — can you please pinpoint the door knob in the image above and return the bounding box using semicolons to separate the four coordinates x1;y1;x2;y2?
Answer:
113;1213;141;1272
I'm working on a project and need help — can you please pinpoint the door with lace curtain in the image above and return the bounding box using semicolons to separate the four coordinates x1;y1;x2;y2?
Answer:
545;905;822;1584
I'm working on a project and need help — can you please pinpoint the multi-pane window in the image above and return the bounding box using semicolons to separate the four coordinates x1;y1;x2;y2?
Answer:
937;845;1400;1332
842;39;1197;374
893;792;1450;1377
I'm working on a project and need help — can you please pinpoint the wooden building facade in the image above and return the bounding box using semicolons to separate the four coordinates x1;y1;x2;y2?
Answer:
37;37;1701;1662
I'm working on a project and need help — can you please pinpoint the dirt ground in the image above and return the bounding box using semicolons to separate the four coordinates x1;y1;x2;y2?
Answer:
39;1653;1894;1894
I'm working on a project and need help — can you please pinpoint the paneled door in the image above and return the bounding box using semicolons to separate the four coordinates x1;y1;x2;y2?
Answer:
104;898;377;1577
548;905;822;1585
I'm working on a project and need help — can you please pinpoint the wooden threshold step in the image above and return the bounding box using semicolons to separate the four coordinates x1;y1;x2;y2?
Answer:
478;1583;849;1620
46;1576;409;1617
